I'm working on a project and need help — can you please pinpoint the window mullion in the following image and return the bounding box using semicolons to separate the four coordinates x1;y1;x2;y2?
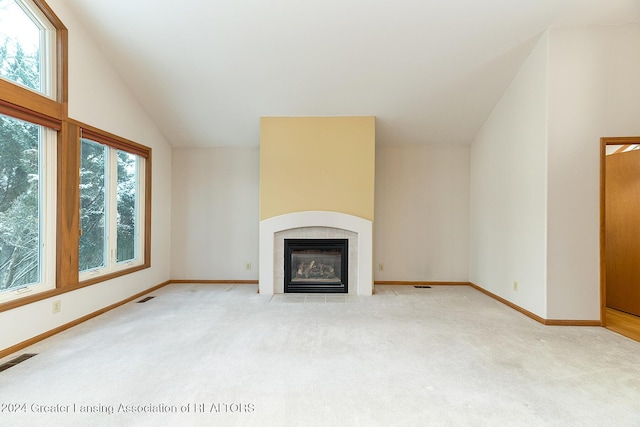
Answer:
43;127;57;286
136;158;145;259
108;148;118;268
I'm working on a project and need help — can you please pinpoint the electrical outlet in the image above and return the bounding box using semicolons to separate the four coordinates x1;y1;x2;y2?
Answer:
513;281;518;291
378;263;384;271
246;262;252;270
52;300;61;314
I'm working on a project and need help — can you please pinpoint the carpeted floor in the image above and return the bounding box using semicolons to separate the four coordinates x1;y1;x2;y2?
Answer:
1;284;639;426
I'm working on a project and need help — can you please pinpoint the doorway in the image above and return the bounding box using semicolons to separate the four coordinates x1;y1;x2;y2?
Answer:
601;137;640;341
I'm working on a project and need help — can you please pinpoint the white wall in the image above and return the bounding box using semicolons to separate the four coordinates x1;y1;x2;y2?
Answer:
375;144;470;282
546;24;640;319
0;1;173;352
469;33;548;317
470;25;640;321
171;147;259;280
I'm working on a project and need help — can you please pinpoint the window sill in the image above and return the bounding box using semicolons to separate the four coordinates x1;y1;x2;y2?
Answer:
0;262;150;313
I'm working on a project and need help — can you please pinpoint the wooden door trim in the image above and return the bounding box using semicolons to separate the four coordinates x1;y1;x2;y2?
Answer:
600;136;640;326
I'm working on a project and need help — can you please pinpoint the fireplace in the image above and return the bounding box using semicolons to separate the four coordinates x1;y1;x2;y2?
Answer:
284;239;348;293
259;211;373;296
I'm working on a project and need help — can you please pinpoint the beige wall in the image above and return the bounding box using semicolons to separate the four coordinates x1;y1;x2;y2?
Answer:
260;117;375;221
375;144;470;282
171;147;259;280
170;143;470;284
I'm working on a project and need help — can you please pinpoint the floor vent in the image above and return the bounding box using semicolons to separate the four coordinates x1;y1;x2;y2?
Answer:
137;296;155;303
414;286;432;289
0;353;37;372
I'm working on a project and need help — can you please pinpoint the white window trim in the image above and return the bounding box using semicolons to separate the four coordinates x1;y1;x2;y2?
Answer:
0;126;57;304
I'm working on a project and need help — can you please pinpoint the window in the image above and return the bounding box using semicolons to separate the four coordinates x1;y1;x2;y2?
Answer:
0;0;151;311
79;139;106;271
0;113;56;302
0;0;57;98
79;137;145;278
0;0;61;306
116;150;140;263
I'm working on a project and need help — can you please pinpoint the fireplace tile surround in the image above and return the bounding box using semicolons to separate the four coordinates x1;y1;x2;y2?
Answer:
259;211;373;296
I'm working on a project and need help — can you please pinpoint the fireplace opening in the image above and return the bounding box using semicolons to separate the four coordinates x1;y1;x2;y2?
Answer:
284;239;348;293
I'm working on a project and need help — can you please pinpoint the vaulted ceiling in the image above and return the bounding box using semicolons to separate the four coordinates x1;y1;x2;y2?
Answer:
63;0;640;147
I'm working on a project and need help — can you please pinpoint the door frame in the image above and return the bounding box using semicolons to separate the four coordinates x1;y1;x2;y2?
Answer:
600;136;640;325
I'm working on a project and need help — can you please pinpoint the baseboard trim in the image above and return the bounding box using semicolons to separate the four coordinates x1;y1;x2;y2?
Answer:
468;282;601;326
170;279;259;285
374;281;470;286
0;280;171;360
468;282;547;324
379;281;601;326
544;319;602;326
604;308;640;342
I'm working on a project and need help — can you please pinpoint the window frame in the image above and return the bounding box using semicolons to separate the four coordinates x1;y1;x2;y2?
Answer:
0;111;57;304
0;0;152;312
0;0;66;119
0;0;57;98
76;124;151;288
78;135;147;281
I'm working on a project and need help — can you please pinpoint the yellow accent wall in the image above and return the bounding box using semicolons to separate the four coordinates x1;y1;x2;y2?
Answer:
260;116;375;221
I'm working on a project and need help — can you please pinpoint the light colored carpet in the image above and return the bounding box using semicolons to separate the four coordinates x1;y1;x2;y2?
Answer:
1;284;639;426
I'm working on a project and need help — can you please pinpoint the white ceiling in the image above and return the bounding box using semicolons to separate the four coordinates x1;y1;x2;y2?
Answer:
63;0;640;148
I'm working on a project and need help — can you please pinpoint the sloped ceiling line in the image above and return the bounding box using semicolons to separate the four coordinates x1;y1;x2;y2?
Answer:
62;0;640;147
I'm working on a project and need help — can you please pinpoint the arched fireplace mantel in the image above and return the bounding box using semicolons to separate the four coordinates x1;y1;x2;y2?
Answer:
259;211;373;296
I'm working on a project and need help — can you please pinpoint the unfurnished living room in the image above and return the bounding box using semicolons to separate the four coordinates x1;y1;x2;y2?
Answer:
1;0;640;425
